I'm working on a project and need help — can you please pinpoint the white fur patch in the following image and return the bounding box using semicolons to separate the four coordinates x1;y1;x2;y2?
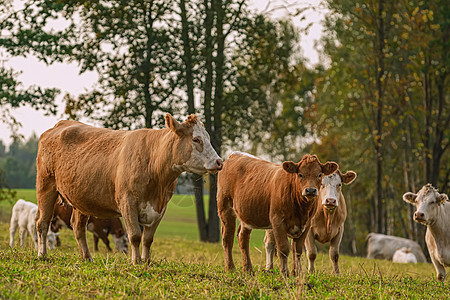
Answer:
176;122;221;174
229;151;265;160
138;203;163;227
320;173;341;206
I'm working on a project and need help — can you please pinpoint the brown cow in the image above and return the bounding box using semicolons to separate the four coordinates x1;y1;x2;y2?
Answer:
35;114;222;264
217;152;338;276
51;202;129;253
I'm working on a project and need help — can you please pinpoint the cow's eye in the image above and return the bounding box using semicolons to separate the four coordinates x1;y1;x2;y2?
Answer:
298;173;303;178
318;173;322;179
192;137;200;143
337;183;342;187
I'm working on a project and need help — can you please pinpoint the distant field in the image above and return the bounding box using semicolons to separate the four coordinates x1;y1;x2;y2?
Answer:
0;189;266;247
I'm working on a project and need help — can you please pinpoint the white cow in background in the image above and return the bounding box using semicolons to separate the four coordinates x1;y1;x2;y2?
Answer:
403;184;450;281
392;247;417;264
10;199;58;250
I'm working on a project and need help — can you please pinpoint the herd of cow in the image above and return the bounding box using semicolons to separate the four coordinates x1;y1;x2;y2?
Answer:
7;114;450;282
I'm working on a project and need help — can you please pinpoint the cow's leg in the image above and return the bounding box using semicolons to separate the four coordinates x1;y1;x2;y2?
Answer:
329;226;344;274
71;210;93;261
9;212;17;248
430;252;446;281
238;225;253;274
264;229;275;271
141;218;162;263
19;227;27;247
218;200;236;272
35;175;58;259
272;225;290;277
305;230;317;273
93;235;100;252
120;199;142;264
27;220;38;249
292;231;308;277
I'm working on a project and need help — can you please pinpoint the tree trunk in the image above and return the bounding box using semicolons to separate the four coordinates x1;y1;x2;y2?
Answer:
144;3;155;128
179;0;209;241
375;0;385;234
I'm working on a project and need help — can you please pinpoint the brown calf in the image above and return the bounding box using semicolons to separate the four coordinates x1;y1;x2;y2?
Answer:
217;152;338;276
52;202;129;253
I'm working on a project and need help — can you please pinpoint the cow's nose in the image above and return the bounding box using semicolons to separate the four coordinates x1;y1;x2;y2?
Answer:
414;212;425;219
216;159;223;171
305;187;317;196
326;198;337;206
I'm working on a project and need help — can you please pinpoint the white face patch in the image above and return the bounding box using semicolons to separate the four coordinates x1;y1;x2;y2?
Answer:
320;173;341;207
138;202;163;227
183;122;221;174
288;225;304;239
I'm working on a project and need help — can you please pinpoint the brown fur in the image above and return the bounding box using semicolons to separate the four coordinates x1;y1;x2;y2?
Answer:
217;153;338;276
35;114;198;263
51;202;127;252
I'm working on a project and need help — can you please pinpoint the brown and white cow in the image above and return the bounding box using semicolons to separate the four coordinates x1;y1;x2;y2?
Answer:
304;169;356;274
217;152;338;276
35;114;222;264
403;184;450;281
51;202;129;253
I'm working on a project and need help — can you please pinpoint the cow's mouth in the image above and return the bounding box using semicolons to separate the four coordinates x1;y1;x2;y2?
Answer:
414;217;428;225
324;204;337;210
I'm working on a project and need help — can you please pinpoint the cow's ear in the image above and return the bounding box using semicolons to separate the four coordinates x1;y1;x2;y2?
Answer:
342;171;357;185
402;192;417;204
282;161;298;174
165;113;184;136
438;193;449;204
322;161;338;176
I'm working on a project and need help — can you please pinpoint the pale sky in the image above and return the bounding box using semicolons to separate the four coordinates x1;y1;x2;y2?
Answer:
0;0;327;146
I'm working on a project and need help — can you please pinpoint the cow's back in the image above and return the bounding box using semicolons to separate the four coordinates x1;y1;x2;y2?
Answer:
218;153;287;228
366;233;426;262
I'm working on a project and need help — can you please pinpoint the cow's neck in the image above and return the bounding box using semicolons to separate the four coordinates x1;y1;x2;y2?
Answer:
428;203;450;245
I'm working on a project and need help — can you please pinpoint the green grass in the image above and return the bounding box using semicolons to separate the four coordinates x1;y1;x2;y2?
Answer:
1;190;449;298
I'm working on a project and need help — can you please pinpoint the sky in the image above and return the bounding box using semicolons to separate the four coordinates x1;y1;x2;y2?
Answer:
0;0;328;146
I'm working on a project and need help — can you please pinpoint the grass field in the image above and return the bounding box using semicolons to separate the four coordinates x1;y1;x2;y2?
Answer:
0;190;448;298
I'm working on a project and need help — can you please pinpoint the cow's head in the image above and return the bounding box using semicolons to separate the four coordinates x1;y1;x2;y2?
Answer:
403;183;448;226
46;230;59;250
166;113;223;174
282;154;338;200
113;229;129;254
320;170;357;210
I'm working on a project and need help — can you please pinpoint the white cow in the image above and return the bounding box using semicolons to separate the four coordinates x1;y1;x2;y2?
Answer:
10;199;58;250
365;233;426;262
392;247;417;264
403;184;450;281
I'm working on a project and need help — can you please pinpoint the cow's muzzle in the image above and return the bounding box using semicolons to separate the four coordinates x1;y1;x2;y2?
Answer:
324;198;337;210
413;212;427;224
303;187;318;198
207;159;223;174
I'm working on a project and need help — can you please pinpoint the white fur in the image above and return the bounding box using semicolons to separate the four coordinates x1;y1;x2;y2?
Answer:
112;233;129;253
177;122;221;174
138;202;164;227
320;173;341;207
10;199;58;250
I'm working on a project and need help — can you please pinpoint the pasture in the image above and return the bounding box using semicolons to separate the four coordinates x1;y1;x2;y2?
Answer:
0;190;448;299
